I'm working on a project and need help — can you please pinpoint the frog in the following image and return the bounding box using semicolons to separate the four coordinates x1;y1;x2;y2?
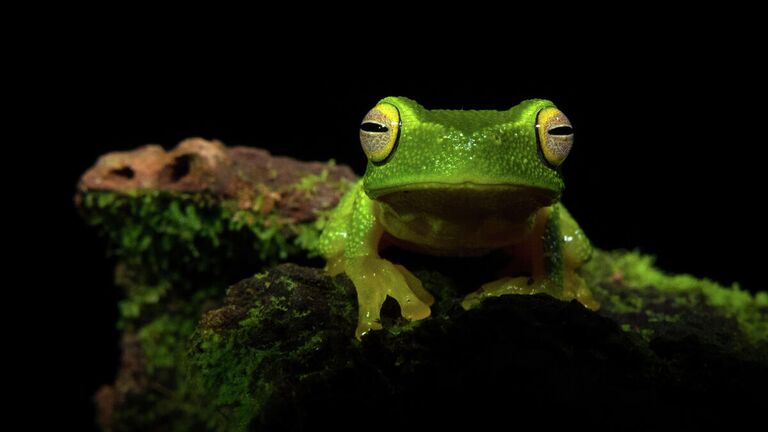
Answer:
317;96;598;339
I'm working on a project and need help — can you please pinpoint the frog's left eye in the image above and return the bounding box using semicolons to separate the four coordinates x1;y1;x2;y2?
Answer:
360;103;400;163
536;107;573;167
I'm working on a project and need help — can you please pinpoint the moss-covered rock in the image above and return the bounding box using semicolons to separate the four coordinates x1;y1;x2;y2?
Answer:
80;139;767;431
585;250;767;346
188;256;767;430
79;139;354;431
189;264;357;430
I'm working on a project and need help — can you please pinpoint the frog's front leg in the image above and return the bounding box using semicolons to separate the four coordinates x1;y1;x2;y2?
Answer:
346;257;434;338
343;187;434;339
462;204;599;310
559;205;600;310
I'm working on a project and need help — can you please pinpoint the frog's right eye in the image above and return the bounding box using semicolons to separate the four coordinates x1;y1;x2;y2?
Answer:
360;103;400;163
536;107;573;167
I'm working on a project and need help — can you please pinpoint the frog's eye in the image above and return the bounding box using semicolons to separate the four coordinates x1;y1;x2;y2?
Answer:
360;103;400;163
536;107;573;167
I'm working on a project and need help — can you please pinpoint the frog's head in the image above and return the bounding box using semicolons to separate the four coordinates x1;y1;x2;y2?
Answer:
359;96;573;221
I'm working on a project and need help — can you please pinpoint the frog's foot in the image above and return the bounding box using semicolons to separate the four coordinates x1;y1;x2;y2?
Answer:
393;264;435;307
462;273;600;311
564;271;600;311
461;276;550;310
347;257;433;339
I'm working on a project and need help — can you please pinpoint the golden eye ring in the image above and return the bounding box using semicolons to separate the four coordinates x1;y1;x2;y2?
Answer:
536;107;573;167
360;103;400;163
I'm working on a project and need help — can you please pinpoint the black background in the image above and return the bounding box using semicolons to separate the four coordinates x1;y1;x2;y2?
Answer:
29;31;765;429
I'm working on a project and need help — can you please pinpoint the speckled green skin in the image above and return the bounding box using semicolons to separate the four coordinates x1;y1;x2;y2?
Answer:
363;97;562;195
318;97;595;338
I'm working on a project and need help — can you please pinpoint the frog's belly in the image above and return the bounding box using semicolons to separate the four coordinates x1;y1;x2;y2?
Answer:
376;204;536;256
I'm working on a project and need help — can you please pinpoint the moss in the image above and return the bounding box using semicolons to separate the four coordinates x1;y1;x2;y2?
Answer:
183;257;767;430
137;314;198;374
294;166;330;196
82;188;768;430
188;329;273;430
386;319;422;337
80;190;324;325
188;265;357;431
293;209;334;256
81;190;329;431
585;250;767;345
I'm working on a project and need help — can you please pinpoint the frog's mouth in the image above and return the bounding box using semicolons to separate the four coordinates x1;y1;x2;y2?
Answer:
370;182;560;222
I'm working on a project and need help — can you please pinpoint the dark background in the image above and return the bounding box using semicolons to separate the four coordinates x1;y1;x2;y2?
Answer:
32;37;764;429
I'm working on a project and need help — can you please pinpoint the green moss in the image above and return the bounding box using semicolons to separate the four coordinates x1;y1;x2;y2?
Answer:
646;310;681;323
585;250;767;344
84;191;225;267
184;259;765;430
387;319;422;336
187;266;355;431
115;274;172;323
294;209;334;256
294;166;330;196
328;276;357;321
189;329;274;431
80;190;324;326
82;185;767;430
138;314;198;373
604;292;644;315
80;190;332;431
190;308;292;431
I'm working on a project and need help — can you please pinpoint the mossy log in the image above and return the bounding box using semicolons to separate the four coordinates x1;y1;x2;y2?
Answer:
79;139;767;431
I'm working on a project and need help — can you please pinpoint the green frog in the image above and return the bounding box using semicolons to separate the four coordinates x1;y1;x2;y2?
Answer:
317;97;597;339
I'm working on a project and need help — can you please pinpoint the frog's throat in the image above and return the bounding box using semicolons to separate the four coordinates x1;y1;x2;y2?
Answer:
367;181;560;203
370;182;559;229
370;183;558;253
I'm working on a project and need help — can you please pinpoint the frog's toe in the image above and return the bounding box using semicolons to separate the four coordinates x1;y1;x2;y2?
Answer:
355;320;384;340
393;264;435;306
565;272;600;310
398;297;432;321
386;265;432;321
461;276;536;309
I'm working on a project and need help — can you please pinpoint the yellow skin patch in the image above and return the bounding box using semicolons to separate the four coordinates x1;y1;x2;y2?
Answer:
317;97;596;339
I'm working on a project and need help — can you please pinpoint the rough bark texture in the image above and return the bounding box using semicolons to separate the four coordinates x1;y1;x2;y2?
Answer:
78;137;355;222
78;140;767;432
